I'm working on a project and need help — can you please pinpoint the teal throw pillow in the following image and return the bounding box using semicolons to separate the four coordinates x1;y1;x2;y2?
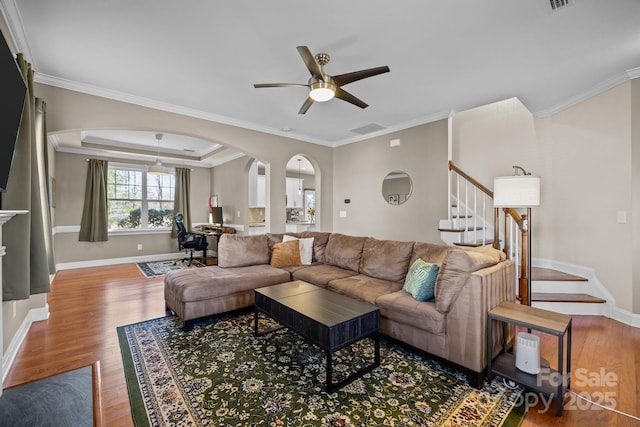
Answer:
403;259;440;302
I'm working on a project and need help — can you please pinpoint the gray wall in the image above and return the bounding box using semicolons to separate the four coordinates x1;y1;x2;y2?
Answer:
632;78;640;314
332;120;448;243
211;156;249;228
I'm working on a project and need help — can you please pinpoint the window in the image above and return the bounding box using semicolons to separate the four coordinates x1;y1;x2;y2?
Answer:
107;166;175;230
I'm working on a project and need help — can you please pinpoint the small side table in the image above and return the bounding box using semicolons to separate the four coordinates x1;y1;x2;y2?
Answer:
487;302;572;416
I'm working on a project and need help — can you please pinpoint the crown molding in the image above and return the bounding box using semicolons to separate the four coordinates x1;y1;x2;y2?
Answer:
33;73;334;146
0;0;33;62
627;66;640;80
533;69;634;118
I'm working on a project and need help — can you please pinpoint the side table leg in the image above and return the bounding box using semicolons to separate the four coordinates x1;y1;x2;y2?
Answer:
557;334;564;416
567;321;572;391
487;316;493;382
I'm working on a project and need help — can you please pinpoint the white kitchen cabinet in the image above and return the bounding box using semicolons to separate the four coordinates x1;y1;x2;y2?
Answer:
285;223;315;233
248;161;266;208
256;174;265;207
286;177;303;208
248;225;266;235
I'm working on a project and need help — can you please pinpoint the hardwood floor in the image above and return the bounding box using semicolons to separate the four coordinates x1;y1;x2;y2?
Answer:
3;264;639;426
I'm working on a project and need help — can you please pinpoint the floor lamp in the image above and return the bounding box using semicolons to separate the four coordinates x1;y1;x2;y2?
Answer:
493;167;540;306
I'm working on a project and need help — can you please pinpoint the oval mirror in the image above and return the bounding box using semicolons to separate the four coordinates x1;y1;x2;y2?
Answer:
382;171;412;205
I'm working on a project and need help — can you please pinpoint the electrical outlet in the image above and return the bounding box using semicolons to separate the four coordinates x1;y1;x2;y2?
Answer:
137;243;143;250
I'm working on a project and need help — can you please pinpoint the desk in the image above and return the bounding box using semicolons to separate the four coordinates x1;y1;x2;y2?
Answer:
487;302;572;416
193;226;230;265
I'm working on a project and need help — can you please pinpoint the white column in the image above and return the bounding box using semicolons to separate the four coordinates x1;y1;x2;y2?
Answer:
0;210;28;398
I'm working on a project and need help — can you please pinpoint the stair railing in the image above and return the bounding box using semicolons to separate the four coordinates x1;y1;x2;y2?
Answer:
447;161;492;246
448;161;530;304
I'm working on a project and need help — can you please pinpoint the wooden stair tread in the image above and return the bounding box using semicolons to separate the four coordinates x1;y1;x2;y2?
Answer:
454;239;495;247
532;267;587;282
532;293;606;303
438;227;484;232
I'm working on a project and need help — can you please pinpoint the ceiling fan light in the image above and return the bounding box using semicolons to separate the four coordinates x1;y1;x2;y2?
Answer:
309;82;335;102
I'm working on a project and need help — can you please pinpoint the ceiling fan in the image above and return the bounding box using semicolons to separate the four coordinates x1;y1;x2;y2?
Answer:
254;46;390;114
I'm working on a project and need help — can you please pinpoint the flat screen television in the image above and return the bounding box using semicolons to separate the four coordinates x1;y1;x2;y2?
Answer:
0;28;27;193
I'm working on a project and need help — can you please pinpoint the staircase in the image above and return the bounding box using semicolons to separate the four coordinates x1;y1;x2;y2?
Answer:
531;267;608;315
443;161;608;315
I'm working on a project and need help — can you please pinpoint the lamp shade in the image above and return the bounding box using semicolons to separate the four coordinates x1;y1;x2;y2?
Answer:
493;175;540;207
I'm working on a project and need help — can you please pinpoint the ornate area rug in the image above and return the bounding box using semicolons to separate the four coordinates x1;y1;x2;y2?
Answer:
118;312;526;426
136;259;204;278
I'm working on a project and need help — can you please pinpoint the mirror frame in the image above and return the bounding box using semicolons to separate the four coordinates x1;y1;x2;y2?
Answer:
382;170;412;205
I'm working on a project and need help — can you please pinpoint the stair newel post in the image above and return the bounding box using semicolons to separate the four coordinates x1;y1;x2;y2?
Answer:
503;208;512;258
519;212;531;305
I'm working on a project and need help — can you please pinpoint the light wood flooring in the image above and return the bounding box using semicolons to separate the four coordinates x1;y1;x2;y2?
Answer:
3;264;639;426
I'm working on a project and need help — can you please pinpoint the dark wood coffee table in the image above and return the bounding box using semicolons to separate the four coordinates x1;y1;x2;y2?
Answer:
254;280;380;393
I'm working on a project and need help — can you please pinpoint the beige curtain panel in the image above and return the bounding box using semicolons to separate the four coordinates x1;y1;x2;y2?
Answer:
172;167;191;238
79;159;109;242
1;54;55;301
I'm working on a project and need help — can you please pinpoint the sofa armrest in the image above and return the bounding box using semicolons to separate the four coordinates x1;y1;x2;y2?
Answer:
444;259;516;373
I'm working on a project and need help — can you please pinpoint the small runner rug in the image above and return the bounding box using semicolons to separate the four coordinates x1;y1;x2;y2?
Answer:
136;259;204;278
0;365;94;426
118;312;526;426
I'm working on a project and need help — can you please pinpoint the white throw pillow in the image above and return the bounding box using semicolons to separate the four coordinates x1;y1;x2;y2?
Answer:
282;235;314;265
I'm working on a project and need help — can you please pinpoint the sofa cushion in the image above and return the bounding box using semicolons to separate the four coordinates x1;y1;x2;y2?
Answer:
328;274;402;305
291;264;359;288
359;237;414;282
282;235;314;265
299;231;331;263
376;291;445;335
434;248;502;313
403;259;439;302
324;233;367;271
164;265;290;302
218;234;269;268
410;242;454;266
270;240;302;267
266;233;286;249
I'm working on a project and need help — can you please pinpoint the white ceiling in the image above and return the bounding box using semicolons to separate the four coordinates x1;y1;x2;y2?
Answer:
3;0;640;169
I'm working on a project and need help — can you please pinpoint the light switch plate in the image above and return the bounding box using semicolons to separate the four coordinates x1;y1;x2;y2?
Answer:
339;210;347;218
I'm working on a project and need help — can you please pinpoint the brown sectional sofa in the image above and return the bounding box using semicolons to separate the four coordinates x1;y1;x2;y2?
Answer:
164;231;515;387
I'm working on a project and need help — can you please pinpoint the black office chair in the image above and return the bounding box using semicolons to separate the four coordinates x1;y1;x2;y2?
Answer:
175;213;208;266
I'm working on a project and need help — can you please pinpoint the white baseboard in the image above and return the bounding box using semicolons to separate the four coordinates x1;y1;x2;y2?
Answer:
610;307;640;328
55;251;216;270
2;304;50;385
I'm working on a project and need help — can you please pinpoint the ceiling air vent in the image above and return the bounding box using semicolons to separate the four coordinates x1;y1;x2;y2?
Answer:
349;123;387;135
549;0;571;10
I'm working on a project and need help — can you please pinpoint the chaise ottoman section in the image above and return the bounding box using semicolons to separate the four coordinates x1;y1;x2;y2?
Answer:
164;264;290;330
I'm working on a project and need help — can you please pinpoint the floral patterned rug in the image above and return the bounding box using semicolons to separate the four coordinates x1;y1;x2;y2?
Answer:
117;311;526;426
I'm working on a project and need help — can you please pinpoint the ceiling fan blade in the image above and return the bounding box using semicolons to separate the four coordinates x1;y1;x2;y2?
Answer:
254;83;308;88
296;46;323;79
332;66;390;86
298;97;314;114
334;87;368;109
